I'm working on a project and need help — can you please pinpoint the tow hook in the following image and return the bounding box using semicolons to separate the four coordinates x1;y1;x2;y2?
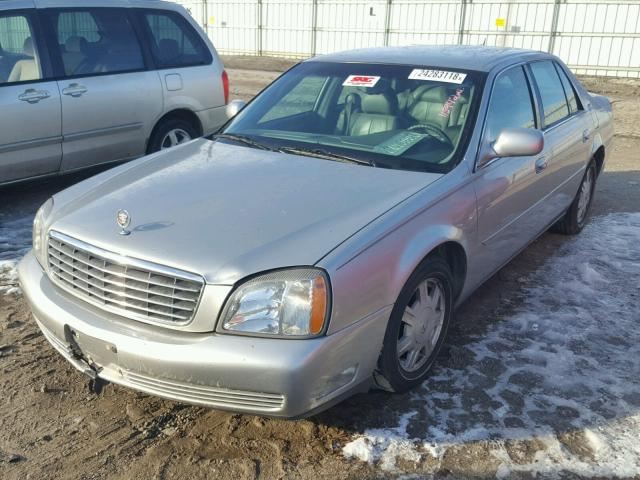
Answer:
88;376;108;395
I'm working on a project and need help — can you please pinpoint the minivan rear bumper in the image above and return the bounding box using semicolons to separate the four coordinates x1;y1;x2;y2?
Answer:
18;252;389;418
197;105;229;136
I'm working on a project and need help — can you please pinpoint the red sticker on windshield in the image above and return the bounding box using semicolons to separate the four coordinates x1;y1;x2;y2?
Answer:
343;75;380;87
440;88;465;118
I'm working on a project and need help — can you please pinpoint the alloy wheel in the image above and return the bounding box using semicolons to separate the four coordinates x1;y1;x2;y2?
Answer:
160;128;192;150
397;278;446;373
577;167;594;224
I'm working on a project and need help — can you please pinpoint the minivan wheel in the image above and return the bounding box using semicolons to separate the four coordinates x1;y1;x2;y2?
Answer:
374;256;453;393
148;119;198;153
552;160;597;235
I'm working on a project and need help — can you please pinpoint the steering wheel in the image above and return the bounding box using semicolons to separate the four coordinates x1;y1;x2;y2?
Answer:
408;123;453;147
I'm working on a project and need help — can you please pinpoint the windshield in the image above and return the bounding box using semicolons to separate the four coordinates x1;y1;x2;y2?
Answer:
221;62;483;172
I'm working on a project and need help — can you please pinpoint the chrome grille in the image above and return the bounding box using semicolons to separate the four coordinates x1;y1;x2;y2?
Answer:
47;231;204;325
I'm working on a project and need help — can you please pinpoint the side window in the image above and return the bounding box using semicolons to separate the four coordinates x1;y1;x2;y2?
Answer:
484;66;536;143
56;11;100;44
0;13;42;85
260;75;325;122
141;11;211;68
44;8;144;77
530;61;570;127
554;63;579;114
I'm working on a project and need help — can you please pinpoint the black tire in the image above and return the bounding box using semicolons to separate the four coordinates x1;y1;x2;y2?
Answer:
147;118;199;154
552;160;597;235
374;256;453;393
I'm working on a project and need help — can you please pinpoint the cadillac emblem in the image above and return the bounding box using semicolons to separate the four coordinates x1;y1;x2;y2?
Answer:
116;209;131;235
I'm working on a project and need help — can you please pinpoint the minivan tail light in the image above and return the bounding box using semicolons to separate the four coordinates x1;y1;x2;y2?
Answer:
222;70;229;104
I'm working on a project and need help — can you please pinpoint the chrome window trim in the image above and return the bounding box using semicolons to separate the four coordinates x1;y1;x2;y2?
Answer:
47;230;205;327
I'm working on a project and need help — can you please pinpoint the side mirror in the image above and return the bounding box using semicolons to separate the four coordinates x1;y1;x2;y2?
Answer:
479;128;544;167
225;99;246;119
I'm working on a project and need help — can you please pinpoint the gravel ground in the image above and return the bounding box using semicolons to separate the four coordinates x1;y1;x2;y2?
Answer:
1;56;639;480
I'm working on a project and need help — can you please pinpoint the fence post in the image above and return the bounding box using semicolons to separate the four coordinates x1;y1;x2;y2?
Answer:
548;0;562;54
257;0;263;55
458;0;468;45
311;0;318;56
384;0;392;46
202;0;208;32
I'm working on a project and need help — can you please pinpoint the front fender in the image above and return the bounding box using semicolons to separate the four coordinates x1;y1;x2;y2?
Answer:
321;173;476;335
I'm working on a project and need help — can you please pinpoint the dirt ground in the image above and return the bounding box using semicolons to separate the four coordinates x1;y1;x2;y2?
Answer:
1;56;639;480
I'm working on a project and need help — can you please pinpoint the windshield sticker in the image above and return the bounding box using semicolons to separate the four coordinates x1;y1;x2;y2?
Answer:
342;75;381;87
440;88;465;118
408;69;467;84
373;131;428;156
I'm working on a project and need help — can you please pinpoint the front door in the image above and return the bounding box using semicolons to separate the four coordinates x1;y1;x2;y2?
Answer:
470;65;552;282
0;10;61;183
40;7;162;172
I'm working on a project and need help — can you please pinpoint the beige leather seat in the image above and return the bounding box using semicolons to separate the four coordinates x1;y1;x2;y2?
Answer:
62;36;88;75
8;37;40;83
348;90;401;136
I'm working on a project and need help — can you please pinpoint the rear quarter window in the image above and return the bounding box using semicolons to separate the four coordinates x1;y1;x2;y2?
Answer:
140;10;212;68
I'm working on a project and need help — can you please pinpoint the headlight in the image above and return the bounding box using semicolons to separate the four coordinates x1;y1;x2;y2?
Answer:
33;197;54;267
220;268;329;337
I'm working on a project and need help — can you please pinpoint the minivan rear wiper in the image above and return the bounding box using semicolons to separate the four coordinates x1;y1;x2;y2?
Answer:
278;147;376;167
213;133;274;151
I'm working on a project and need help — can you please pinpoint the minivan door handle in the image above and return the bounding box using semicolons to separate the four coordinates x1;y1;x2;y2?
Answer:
62;83;88;97
18;88;50;103
535;157;548;174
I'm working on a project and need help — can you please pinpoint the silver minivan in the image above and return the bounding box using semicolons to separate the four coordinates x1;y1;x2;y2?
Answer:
0;0;229;185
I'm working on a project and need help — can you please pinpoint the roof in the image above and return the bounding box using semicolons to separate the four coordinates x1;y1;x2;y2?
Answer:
309;45;548;72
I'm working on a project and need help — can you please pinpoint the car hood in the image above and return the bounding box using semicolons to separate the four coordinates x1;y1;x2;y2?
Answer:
51;139;442;284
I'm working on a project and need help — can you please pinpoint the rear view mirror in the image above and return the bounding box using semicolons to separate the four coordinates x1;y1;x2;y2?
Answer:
226;99;247;119
479;128;544;167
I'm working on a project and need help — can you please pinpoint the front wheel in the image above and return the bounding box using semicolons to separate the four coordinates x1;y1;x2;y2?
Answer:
374;256;453;392
552;160;597;235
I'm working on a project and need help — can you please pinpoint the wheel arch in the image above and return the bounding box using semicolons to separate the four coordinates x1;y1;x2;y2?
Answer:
590;132;605;177
147;109;204;154
393;225;469;305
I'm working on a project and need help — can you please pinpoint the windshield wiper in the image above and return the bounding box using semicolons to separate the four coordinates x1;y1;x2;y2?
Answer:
278;147;376;167
213;133;274;151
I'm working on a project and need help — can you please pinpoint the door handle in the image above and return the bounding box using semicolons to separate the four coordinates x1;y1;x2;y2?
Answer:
18;88;50;103
62;83;88;97
582;129;590;142
535;157;548;174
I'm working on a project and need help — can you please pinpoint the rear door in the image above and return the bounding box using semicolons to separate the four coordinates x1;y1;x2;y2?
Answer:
40;6;162;172
136;8;226;136
0;9;61;183
528;60;593;215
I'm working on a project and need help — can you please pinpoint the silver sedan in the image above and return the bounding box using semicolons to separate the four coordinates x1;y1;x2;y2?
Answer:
19;45;614;418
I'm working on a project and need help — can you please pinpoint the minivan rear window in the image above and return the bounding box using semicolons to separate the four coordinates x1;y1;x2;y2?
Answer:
141;10;211;68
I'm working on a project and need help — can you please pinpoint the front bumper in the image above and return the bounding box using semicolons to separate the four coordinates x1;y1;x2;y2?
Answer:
18;252;390;418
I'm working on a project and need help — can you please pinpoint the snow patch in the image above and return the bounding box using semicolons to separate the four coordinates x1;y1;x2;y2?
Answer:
343;411;425;470
343;213;640;477
0;215;33;295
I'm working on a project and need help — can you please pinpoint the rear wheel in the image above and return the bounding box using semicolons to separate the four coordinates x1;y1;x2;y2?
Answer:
552;160;597;235
374;256;453;392
147;118;198;154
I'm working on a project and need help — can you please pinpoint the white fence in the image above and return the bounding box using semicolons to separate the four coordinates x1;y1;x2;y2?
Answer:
175;0;640;77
